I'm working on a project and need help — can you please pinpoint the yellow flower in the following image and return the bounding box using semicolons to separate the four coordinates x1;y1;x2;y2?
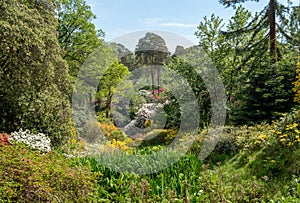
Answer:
258;134;268;140
280;138;286;142
201;129;208;135
70;139;77;145
286;123;298;130
152;146;159;151
110;139;130;151
270;160;276;163
255;140;261;145
280;134;288;138
295;130;300;134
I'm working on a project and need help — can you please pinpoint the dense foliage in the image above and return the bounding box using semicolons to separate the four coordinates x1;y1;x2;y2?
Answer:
0;0;72;146
195;5;299;125
0;144;98;202
57;0;104;81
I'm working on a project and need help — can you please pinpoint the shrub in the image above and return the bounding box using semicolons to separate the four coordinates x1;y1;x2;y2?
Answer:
103;139;132;152
0;144;98;202
0;132;11;146
8;129;51;153
0;0;72;148
140;129;169;146
189;124;272;157
271;108;300;149
97;122;129;141
81;121;104;143
164;128;179;144
98;122;119;137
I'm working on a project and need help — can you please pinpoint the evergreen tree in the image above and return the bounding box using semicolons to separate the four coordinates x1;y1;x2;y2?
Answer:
196;3;298;125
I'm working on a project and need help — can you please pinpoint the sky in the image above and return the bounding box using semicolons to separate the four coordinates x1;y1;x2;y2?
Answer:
86;0;298;52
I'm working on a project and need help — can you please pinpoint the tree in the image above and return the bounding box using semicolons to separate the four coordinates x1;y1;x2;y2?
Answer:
219;0;277;62
217;1;299;124
231;57;296;125
277;2;300;53
166;56;210;128
219;0;300;63
57;0;104;80
195;7;257;122
195;4;298;125
0;0;71;146
293;59;300;103
96;61;130;119
135;32;170;94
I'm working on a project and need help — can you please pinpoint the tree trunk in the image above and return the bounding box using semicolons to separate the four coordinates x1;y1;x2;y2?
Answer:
105;91;112;118
151;65;155;94
270;0;277;62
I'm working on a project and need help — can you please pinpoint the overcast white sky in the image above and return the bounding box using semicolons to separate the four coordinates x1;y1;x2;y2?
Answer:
86;0;299;48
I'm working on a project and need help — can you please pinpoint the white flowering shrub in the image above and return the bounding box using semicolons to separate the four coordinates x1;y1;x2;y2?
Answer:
8;129;51;153
124;103;164;136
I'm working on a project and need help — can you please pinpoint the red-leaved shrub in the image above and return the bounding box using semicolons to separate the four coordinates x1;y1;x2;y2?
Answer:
0;133;11;146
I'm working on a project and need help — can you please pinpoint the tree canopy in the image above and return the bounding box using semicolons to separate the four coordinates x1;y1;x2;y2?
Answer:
57;0;104;80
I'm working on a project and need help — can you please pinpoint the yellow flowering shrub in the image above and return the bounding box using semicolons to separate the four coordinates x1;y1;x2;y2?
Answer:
272;122;300;148
97;122;119;137
97;122;128;141
254;134;269;146
102;139;132;153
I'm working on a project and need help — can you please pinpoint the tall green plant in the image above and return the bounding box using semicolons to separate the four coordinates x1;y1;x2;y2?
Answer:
0;0;72;146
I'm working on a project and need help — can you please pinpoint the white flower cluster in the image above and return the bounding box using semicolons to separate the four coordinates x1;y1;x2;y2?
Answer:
124;103;165;136
138;103;164;120
9;129;52;153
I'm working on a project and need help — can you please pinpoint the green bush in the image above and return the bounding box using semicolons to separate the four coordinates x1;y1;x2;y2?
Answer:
0;144;98;202
188;124;272;159
0;0;72;147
